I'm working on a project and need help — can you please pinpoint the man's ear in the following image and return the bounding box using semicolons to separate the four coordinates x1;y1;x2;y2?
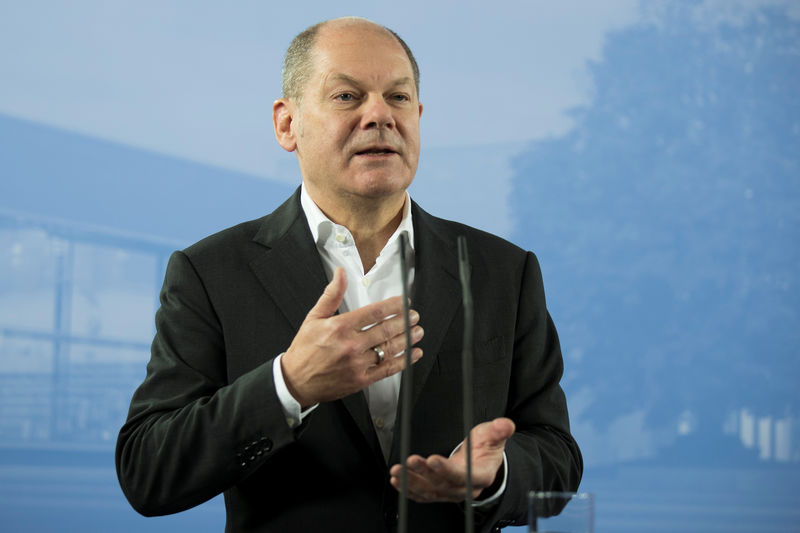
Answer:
273;98;297;152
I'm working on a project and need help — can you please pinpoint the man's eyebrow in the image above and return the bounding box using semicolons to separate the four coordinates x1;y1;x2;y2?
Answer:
327;74;415;89
387;77;415;89
327;73;360;87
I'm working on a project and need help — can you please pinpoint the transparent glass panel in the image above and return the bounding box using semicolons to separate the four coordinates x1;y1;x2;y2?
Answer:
70;243;158;342
0;336;54;444
60;342;149;445
0;228;58;332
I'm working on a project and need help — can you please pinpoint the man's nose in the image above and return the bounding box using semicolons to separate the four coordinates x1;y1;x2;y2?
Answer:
360;95;395;130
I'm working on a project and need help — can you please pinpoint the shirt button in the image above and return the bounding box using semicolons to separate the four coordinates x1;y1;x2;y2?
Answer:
374;417;385;429
362;277;371;287
335;233;346;243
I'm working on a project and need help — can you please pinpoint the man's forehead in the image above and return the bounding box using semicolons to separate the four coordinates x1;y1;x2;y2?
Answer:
312;21;412;74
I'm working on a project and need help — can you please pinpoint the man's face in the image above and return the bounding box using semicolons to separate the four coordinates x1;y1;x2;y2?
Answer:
279;23;422;209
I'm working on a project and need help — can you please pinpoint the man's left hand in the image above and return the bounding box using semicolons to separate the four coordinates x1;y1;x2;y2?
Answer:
389;417;515;503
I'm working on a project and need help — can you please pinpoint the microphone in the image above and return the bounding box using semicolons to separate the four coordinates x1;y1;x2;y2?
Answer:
457;236;475;533
396;233;474;533
398;232;413;533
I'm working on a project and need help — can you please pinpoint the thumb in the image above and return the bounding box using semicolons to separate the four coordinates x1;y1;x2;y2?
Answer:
306;267;347;320
473;417;516;450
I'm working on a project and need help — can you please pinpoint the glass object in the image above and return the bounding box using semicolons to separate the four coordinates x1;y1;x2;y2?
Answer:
528;491;593;533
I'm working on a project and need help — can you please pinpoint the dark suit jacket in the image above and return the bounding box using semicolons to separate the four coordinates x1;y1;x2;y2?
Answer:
116;190;582;532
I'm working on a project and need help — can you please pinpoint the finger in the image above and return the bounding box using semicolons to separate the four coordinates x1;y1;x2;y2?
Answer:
424;455;467;487
365;347;422;380
472;417;516;450
406;475;455;503
390;463;456;503
426;447;501;491
406;469;464;503
404;457;457;495
389;456;421;475
390;471;430;501
371;323;423;361
359;310;421;352
392;451;502;503
306;268;347;320
388;455;433;483
422;458;492;501
348;295;406;330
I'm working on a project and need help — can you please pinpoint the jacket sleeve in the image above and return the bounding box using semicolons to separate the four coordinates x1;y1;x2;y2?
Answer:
115;251;297;516
481;252;583;532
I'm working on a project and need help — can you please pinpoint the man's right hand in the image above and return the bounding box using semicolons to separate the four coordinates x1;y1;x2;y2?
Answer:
281;267;424;408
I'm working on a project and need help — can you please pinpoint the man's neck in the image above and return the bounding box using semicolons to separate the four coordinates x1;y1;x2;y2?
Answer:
306;186;406;272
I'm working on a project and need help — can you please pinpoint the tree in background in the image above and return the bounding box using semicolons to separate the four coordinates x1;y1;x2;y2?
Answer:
510;1;799;464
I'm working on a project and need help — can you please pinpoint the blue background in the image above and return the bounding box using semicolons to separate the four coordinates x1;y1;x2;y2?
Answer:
1;1;798;531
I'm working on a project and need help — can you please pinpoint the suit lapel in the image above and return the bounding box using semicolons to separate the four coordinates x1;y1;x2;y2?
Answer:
249;190;383;463
249;191;328;331
409;203;462;408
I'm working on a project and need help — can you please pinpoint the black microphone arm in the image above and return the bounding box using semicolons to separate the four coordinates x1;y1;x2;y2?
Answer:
457;236;475;533
396;234;475;533
398;232;413;533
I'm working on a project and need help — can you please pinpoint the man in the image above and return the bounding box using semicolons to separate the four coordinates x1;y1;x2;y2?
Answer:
116;17;581;533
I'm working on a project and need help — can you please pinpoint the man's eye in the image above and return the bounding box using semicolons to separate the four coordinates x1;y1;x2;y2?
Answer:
392;94;410;102
335;93;354;102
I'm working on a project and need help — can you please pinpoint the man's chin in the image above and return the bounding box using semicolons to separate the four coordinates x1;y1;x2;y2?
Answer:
346;172;414;198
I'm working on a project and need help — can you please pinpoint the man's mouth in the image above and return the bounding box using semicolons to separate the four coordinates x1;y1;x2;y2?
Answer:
354;146;398;156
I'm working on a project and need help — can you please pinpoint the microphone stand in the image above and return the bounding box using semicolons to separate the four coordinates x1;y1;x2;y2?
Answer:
397;234;474;533
457;236;474;533
398;233;413;533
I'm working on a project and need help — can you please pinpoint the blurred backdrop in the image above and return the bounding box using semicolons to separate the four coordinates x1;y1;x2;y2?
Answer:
1;1;798;531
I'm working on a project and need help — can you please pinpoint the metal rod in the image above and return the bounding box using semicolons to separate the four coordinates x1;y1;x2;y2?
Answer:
397;232;413;533
457;236;474;533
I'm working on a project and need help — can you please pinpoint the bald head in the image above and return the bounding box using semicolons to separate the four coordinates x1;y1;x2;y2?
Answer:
281;17;420;102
